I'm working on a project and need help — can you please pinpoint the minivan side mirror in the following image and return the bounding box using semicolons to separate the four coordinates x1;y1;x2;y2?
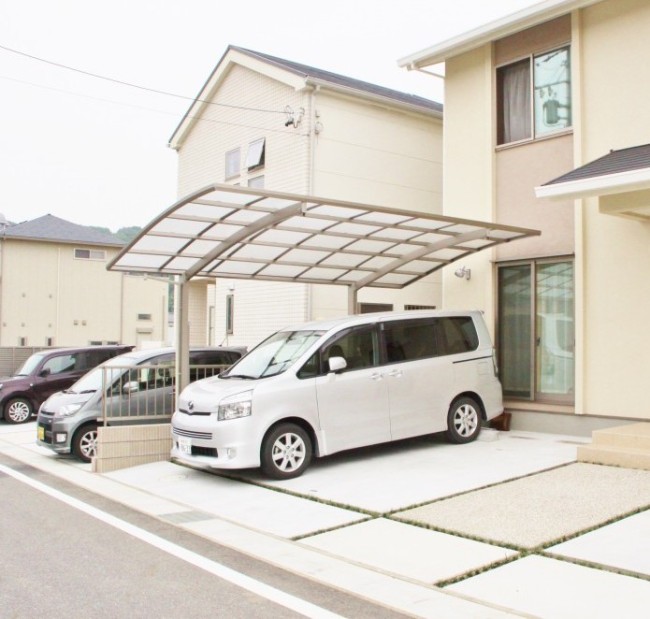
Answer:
328;357;347;373
39;368;51;378
122;381;140;394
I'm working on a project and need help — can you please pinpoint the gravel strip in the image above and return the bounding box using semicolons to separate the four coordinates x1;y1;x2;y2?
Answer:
394;463;650;548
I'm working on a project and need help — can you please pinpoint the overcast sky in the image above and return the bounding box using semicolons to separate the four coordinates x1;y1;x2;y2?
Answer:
0;0;541;230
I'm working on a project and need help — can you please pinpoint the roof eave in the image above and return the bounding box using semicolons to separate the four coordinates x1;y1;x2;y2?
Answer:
535;167;650;200
398;0;603;69
305;78;443;119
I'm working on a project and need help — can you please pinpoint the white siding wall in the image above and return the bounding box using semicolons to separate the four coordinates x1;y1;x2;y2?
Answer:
175;57;443;344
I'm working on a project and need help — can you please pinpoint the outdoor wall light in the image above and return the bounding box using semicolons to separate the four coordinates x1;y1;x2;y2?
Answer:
454;266;471;280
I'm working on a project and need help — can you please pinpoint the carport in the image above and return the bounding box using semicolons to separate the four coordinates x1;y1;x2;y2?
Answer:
108;183;539;389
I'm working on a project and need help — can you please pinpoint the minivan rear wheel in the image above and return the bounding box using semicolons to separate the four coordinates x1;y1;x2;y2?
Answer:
4;397;33;424
72;424;98;463
261;423;312;479
445;397;481;444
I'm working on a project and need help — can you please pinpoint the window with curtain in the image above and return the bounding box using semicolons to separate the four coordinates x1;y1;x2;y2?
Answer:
497;46;571;145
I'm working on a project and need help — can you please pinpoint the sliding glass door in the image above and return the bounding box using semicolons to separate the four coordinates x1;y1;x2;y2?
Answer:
498;259;574;404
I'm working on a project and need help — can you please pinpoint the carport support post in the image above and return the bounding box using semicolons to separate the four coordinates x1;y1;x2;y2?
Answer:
174;275;191;401
348;285;358;315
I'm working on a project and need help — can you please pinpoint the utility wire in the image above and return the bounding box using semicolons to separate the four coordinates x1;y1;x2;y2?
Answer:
0;74;304;138
0;43;286;115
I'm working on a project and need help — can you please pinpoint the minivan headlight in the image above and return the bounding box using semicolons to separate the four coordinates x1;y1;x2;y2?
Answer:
55;403;83;418
217;390;253;421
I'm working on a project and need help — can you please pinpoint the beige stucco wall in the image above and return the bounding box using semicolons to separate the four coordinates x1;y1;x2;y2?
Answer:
440;46;497;333
0;239;168;347
576;0;650;418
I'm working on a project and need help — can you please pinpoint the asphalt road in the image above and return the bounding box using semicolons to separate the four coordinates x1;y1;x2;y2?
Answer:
0;455;407;619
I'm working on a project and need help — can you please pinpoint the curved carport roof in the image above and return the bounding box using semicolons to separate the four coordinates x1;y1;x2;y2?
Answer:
108;183;539;389
109;183;538;291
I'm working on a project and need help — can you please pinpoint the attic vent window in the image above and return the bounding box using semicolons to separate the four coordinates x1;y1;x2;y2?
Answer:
74;248;106;261
246;138;265;170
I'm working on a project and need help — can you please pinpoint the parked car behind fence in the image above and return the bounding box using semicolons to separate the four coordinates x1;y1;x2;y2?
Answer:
36;346;245;462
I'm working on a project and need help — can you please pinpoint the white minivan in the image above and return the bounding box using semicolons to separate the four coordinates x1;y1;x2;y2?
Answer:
171;310;503;479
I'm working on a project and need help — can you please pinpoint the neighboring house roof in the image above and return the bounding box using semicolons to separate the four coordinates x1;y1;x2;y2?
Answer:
170;45;442;149
232;47;443;114
398;0;604;68
2;214;124;246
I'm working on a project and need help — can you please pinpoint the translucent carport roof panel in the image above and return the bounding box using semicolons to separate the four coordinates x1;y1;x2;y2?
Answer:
108;183;540;289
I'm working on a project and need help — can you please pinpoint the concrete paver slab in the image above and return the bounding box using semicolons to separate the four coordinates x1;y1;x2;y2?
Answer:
396;463;650;548
237;432;581;513
448;555;650;619
107;461;368;538
299;517;517;584
548;509;650;576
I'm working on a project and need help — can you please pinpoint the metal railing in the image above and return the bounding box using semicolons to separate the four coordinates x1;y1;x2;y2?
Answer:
99;364;229;424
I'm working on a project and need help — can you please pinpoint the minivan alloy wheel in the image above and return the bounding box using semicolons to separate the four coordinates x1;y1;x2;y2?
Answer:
4;398;32;424
446;397;481;444
261;423;312;479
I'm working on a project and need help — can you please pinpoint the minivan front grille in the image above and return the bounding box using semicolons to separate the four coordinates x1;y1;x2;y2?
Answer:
173;427;213;440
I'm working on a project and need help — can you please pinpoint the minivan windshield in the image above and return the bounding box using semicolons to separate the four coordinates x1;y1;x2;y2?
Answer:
64;355;139;394
15;353;46;376
221;330;324;379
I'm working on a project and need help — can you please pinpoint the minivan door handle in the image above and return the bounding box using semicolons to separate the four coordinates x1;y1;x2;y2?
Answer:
370;372;383;381
387;369;403;378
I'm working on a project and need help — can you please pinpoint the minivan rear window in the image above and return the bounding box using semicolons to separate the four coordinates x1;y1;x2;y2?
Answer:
437;317;479;354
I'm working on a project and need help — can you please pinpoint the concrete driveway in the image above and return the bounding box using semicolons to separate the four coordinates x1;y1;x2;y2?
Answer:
1;422;649;618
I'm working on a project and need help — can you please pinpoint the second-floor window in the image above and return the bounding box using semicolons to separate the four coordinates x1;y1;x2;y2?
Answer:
225;148;240;179
497;46;571;145
74;248;106;261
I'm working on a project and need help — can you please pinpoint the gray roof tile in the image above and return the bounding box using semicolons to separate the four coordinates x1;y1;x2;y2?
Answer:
543;144;650;186
2;214;124;246
232;46;443;113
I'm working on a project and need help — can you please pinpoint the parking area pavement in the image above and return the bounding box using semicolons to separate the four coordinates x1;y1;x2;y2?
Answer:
1;421;649;618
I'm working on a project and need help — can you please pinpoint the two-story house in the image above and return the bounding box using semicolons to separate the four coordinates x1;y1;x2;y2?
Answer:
168;46;444;349
400;0;650;430
0;214;169;351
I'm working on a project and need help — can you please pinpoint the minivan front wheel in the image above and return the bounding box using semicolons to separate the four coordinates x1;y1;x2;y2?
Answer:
446;397;481;444
261;423;312;479
72;424;98;463
4;398;33;424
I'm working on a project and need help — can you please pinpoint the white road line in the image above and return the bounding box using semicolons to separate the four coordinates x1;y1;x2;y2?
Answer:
0;462;345;619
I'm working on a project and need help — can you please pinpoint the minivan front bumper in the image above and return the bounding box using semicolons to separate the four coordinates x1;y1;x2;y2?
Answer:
171;411;261;470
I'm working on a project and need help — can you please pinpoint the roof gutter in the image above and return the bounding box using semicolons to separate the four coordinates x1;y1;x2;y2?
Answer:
535;167;650;200
398;0;603;69
304;77;443;119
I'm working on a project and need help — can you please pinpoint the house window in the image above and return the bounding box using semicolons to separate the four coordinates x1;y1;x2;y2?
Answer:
359;303;393;314
404;304;437;310
137;313;152;320
497;46;571;145
74;248;106;261
248;175;265;189
225;294;234;335
497;259;574;403
245;138;265;170
225;148;240;179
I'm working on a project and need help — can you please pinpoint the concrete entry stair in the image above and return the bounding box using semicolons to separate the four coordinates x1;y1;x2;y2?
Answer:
578;423;650;470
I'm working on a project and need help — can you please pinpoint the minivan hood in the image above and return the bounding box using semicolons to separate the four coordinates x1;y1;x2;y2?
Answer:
0;375;31;387
42;390;94;412
179;376;254;410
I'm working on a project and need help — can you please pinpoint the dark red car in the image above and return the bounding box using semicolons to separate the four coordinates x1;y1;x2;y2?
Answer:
0;345;133;423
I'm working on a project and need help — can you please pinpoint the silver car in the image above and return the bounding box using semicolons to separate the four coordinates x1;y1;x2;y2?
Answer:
36;346;244;462
171;310;503;479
